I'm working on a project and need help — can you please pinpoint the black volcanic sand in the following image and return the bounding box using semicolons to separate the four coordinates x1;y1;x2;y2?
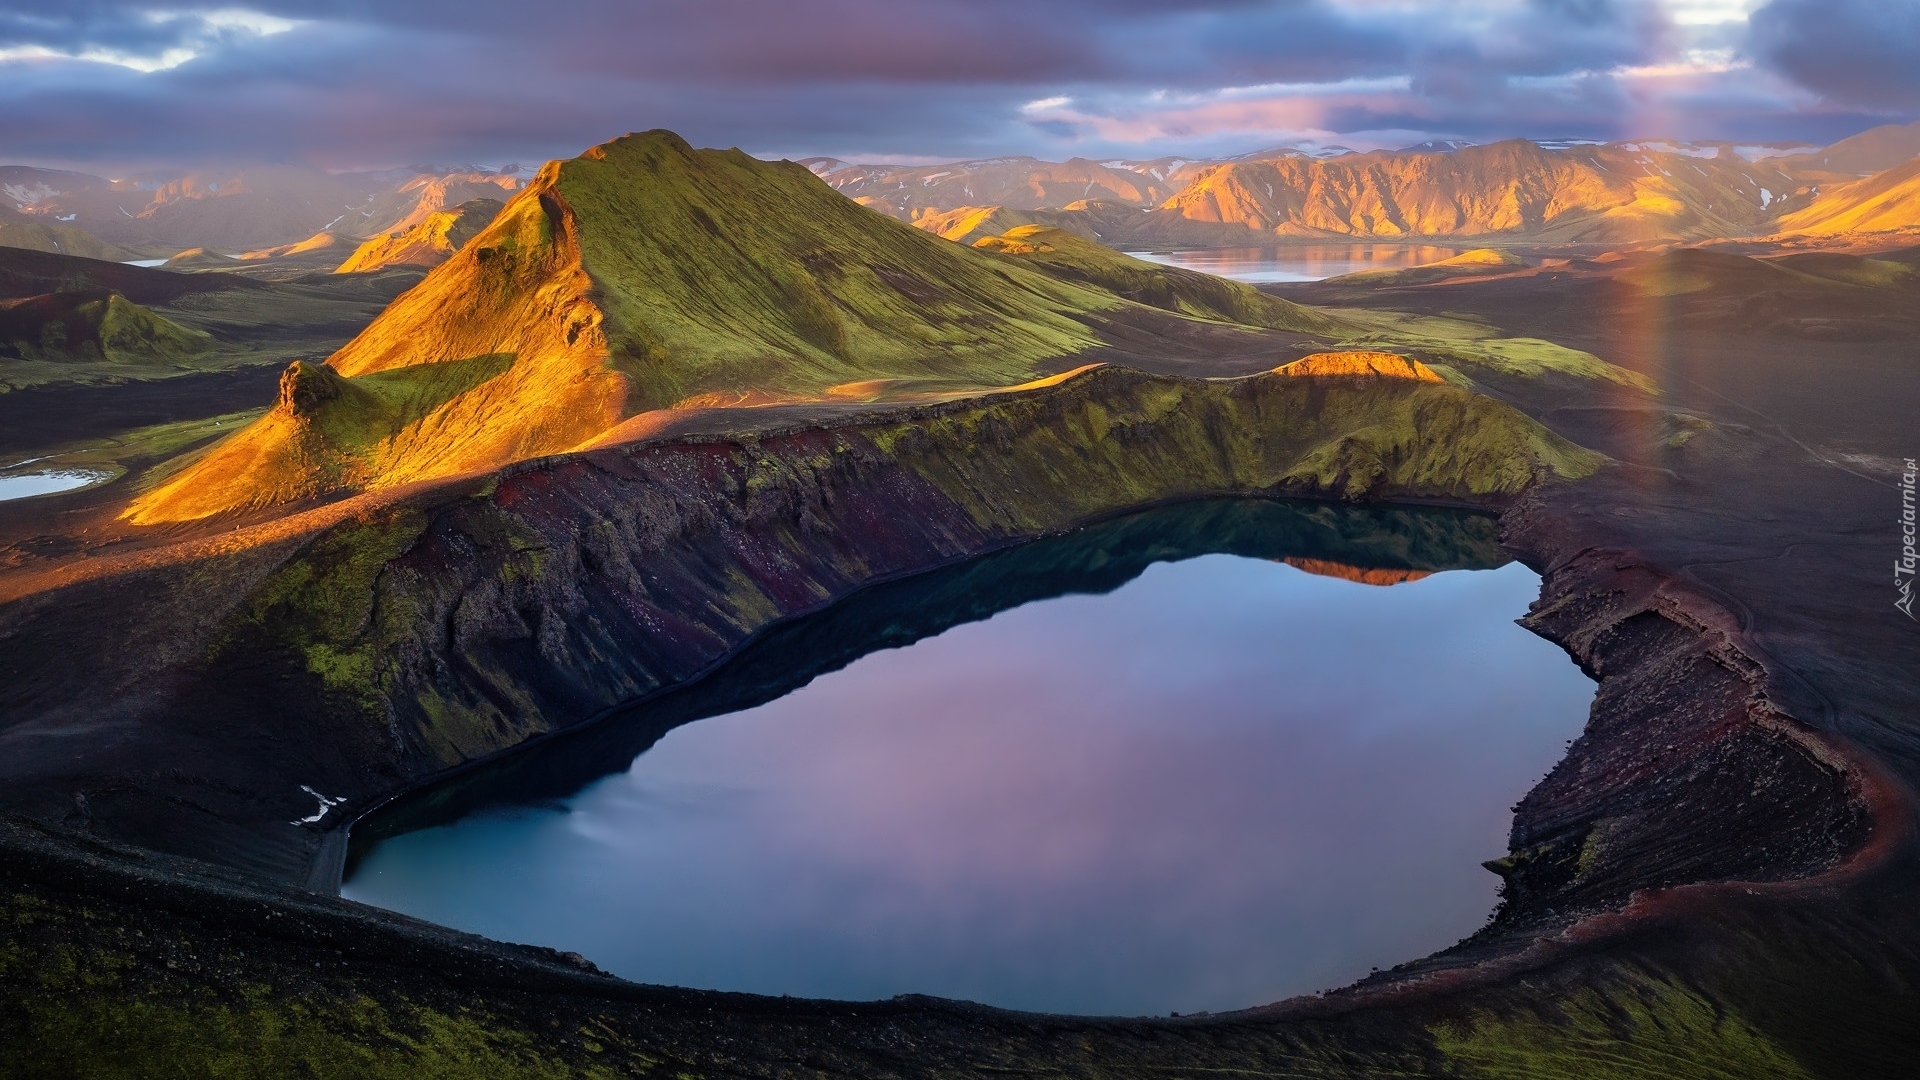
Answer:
4;257;1920;1076
0;365;285;458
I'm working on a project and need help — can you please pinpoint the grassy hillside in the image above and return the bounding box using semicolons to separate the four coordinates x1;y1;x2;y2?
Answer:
0;247;430;393
133;131;1358;524
551;133;1129;404
162;248;242;270
1775;158;1920;237
0;204;134;261
915;205;1051;244
0;290;211;365
972;225;1342;334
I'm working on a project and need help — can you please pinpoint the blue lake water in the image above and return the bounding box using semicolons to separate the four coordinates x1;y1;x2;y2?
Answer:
344;502;1592;1016
1129;244;1463;283
0;469;111;502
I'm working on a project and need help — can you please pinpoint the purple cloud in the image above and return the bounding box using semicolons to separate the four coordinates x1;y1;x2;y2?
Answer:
0;1;1909;172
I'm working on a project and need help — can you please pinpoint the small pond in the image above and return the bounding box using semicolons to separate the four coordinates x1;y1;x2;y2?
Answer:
0;469;112;502
345;500;1592;1016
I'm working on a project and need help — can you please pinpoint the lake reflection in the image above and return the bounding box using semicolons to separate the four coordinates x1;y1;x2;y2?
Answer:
1129;244;1463;283
345;501;1592;1016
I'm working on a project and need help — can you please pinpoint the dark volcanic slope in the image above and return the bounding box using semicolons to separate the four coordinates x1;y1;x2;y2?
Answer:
0;246;263;305
0;408;1905;1077
3;239;1919;1073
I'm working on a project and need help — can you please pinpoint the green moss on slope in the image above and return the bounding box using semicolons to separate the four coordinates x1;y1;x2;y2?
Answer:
554;131;1119;407
236;502;432;705
1433;974;1817;1080
128;355;518;522
1;890;641;1080
0;290;212;365
864;364;1599;536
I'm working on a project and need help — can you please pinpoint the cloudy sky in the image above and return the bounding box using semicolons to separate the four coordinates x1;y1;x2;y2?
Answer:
0;0;1914;172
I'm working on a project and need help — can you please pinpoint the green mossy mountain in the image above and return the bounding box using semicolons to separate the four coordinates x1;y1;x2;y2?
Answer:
552;133;1115;401
130;130;1342;523
0;289;212;364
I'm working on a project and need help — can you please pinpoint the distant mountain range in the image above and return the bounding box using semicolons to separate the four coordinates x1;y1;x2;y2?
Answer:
4;120;1920;267
0;163;523;260
805;121;1920;247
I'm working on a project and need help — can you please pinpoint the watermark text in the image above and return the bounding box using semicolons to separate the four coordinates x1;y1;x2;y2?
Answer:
1899;457;1917;620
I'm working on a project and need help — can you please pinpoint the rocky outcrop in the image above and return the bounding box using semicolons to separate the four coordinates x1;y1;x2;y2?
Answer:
1472;539;1877;938
1277;351;1444;382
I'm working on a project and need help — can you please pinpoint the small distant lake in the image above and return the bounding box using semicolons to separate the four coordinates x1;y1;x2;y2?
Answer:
123;259;170;268
345;500;1592;1016
1129;245;1463;283
0;469;111;502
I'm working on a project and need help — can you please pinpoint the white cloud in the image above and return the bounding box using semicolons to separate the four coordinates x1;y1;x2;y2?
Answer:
181;9;305;36
1021;96;1073;114
0;43;194;72
1613;47;1750;79
0;7;305;73
1662;0;1764;26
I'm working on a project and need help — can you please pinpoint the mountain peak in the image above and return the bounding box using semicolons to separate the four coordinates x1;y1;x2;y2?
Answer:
129;130;1332;524
580;128;701;162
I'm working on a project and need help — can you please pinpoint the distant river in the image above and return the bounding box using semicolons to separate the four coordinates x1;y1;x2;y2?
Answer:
345;500;1592;1016
1128;244;1463;283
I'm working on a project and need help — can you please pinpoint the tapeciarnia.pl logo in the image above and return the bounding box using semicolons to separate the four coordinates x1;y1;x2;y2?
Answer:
1899;457;1917;620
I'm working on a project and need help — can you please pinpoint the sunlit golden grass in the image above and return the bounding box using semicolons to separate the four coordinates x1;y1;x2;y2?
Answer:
1276;350;1445;381
336;198;504;274
1776;158;1920;237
